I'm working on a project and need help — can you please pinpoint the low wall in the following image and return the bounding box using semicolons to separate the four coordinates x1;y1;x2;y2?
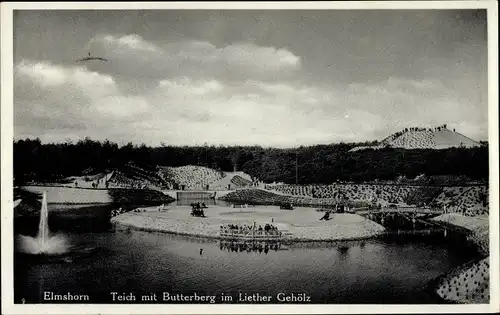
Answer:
21;186;112;204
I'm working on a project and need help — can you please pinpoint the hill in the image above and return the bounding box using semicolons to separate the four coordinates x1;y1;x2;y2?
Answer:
350;125;480;152
157;165;254;190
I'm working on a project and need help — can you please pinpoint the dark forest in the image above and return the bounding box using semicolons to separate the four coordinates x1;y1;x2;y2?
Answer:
14;138;489;185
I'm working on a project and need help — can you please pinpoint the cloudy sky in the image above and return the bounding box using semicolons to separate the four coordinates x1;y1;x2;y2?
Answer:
14;9;488;147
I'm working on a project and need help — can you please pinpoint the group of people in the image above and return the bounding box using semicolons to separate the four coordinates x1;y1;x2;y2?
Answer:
110;207;127;217
190;202;208;209
191;202;207;217
110;207;147;217
220;223;281;236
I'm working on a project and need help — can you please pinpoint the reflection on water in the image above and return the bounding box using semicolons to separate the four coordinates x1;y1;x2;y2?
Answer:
15;229;478;304
219;240;284;254
13;205;481;304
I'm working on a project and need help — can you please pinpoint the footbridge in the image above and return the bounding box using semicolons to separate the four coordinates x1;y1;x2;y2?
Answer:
356;208;443;216
356;208;445;225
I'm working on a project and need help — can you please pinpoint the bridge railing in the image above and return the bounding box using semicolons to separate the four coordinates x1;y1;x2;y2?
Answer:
386;228;445;235
358;208;443;215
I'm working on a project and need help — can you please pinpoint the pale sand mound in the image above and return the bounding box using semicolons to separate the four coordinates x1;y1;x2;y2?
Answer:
111;205;385;241
350;127;480;151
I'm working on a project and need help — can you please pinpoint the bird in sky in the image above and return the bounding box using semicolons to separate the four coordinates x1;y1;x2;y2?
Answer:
75;52;108;62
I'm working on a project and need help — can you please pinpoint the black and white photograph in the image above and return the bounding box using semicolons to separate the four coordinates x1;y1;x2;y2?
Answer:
1;2;499;314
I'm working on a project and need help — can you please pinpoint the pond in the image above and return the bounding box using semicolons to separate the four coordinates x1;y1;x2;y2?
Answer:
14;204;479;304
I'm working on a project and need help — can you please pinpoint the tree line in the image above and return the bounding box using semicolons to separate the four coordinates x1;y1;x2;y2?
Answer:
14;138;489;185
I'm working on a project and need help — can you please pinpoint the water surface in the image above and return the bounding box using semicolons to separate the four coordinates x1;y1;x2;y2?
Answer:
14;204;478;304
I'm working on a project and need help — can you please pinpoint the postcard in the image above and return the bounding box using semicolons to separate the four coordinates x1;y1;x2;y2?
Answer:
1;1;498;314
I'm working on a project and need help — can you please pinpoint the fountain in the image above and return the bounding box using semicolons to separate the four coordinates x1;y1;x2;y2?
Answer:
38;191;49;247
18;191;70;255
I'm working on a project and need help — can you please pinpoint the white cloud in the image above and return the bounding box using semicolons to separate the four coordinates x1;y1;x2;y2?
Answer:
95;34;161;53
15;60;150;123
220;43;301;70
158;77;223;95
17;61;68;87
16;61;116;93
14;59;487;147
87;34;301;81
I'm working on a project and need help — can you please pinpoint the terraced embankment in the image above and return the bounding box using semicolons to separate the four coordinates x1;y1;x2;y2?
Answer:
432;257;490;304
220;188;370;208
262;184;488;215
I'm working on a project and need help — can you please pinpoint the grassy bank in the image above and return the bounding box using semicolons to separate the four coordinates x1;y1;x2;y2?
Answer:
431;257;489;304
430;213;489;303
107;188;174;206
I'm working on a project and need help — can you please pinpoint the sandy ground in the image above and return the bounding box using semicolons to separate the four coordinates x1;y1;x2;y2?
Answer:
111;205;386;241
21;186;111;204
431;213;489;303
433;213;488;233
